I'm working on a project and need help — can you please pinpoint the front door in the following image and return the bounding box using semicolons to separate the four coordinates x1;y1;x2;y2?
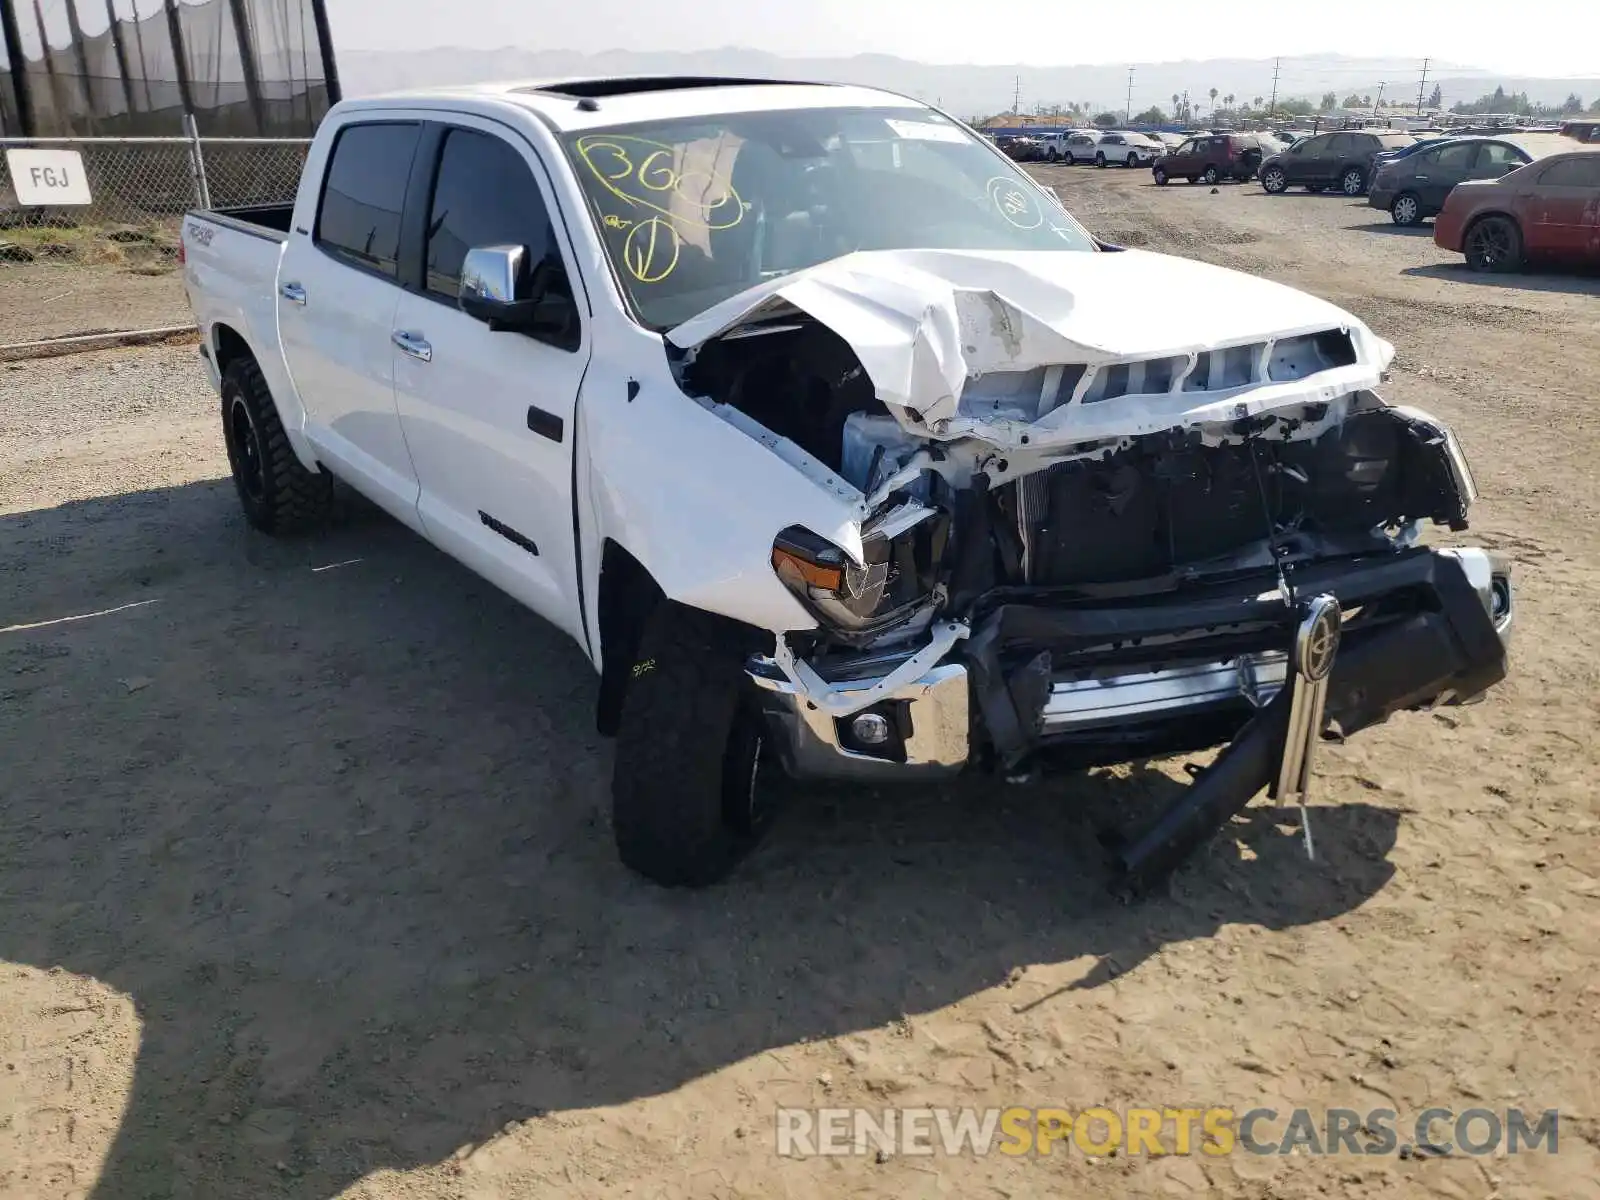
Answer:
390;121;594;642
1281;136;1321;184
278;119;426;527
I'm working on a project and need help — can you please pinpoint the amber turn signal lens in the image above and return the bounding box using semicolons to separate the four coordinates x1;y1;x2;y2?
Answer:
771;546;844;592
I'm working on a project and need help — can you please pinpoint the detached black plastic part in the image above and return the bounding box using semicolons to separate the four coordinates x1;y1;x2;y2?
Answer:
1111;550;1506;893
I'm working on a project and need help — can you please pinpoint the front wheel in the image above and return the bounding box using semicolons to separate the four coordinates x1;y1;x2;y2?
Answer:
612;605;776;887
220;356;331;535
1341;167;1366;195
1390;192;1422;226
1202;165;1220;185
1463;215;1523;273
1152;167;1169;185
1126;153;1138;167
1261;167;1287;194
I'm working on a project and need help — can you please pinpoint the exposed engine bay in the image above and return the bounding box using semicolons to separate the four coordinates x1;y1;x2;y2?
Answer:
677;306;1474;649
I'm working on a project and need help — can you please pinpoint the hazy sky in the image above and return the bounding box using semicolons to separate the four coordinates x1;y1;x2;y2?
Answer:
327;0;1593;78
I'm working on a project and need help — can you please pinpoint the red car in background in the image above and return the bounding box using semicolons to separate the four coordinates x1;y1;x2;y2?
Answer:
1434;150;1600;272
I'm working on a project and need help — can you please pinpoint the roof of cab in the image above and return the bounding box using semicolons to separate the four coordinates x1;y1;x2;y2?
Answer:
348;76;929;132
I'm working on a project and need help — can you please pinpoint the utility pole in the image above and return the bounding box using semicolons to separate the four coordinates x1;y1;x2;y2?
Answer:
1415;57;1431;115
1126;66;1135;123
1012;74;1021;116
1267;57;1281;119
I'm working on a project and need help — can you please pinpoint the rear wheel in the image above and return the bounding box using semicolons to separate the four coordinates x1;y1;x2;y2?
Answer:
1463;215;1523;273
1095;151;1107;168
1340;166;1366;195
220;356;331;535
1202;165;1220;185
1390;192;1422;226
1261;166;1287;193
612;605;776;887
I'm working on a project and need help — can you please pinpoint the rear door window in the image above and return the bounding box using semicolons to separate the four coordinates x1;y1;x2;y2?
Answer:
315;122;422;279
423;128;557;299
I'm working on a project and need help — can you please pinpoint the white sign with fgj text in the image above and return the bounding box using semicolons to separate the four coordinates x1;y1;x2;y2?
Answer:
5;149;94;206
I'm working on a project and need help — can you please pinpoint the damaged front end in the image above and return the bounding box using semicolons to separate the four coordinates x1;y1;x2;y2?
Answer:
668;249;1512;881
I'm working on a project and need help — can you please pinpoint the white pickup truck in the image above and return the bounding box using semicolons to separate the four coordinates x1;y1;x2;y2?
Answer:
182;76;1512;891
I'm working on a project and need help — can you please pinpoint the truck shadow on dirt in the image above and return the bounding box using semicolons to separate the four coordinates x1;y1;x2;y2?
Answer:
1;480;1401;1199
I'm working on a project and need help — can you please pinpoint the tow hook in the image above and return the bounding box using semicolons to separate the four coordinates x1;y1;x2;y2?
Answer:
1112;593;1341;895
1273;594;1342;860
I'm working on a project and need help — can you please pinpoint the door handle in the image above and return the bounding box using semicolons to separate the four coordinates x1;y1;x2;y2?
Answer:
392;330;433;363
1415;175;1429;181
279;281;306;305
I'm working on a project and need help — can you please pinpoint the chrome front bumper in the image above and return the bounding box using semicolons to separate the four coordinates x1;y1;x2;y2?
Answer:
748;546;1513;782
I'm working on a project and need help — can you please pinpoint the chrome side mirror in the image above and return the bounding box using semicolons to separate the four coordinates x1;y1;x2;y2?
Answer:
460;244;526;308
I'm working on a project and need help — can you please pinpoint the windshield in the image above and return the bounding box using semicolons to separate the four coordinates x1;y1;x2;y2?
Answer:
560;106;1096;328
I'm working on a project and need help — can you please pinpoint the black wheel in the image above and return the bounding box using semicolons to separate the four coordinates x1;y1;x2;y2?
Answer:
1390;192;1422;226
219;355;331;535
1463;215;1523;273
1046;148;1058;162
1202;165;1220;185
1261;165;1287;193
1152;167;1169;186
1095;151;1107;168
1126;153;1138;167
612;605;776;887
1341;166;1366;196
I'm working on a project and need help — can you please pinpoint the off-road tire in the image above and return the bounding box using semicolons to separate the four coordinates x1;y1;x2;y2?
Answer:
612;605;774;887
220;356;331;534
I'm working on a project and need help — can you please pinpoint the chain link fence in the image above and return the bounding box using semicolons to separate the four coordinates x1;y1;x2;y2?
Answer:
1;131;309;351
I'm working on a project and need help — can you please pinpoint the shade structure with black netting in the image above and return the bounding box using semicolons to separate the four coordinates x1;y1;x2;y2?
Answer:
0;0;339;137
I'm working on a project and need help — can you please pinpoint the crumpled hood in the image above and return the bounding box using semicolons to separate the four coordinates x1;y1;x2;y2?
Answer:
667;248;1392;431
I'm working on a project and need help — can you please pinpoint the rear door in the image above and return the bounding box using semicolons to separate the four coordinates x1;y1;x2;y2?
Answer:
278;120;425;527
1526;156;1600;256
390;119;593;641
1413;141;1475;211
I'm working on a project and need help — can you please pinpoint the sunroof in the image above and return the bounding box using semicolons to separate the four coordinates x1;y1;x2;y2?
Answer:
520;77;814;100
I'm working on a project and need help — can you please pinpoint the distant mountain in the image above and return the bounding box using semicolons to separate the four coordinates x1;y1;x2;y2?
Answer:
336;48;1599;119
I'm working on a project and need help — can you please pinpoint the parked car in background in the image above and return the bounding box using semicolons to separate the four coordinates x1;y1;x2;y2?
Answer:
1151;132;1263;185
997;134;1047;162
1147;131;1185;150
1050;129;1105;163
1091;131;1164;167
1371;135;1453;169
1369;137;1534;226
1434;149;1600;271
1259;129;1416;196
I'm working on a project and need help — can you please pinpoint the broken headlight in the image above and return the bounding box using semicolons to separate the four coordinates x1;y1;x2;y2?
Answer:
771;506;941;634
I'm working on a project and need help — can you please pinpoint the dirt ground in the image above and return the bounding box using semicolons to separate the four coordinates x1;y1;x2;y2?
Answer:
2;167;1598;1200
